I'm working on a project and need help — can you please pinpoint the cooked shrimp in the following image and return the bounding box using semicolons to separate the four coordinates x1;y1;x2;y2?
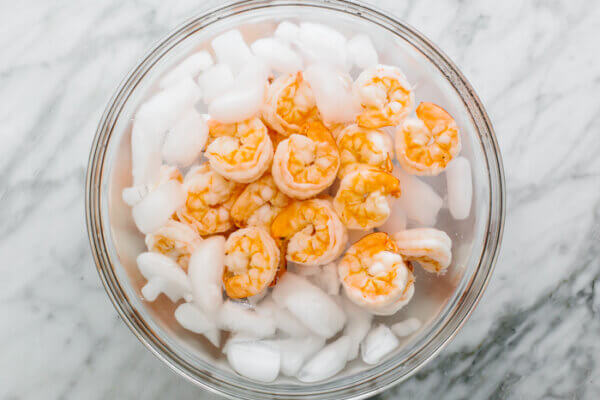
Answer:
262;72;318;136
223;227;280;298
145;220;202;270
336;124;394;177
338;232;414;315
205;118;273;183
230;173;291;230
176;164;243;235
393;228;452;274
271;120;340;199
333;164;401;230
395;102;460;175
354;65;414;129
271;198;347;266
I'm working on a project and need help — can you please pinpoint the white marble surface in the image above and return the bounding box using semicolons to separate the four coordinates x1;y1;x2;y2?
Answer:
1;0;599;399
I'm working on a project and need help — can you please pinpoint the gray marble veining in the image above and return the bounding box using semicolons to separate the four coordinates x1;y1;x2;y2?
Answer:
1;0;599;399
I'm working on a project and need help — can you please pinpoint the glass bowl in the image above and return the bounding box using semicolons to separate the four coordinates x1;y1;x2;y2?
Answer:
85;0;505;398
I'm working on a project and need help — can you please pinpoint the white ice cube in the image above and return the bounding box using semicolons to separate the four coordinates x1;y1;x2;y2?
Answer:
377;198;407;235
264;336;325;377
342;297;373;361
211;29;253;74
274;21;300;44
188;236;225;315
122;184;150;207
297;336;351;382
394;166;443;227
197;64;235;103
303;64;360;124
390;317;422;337
174;303;220;347
161;108;208;166
445;157;472;220
251;37;302;74
136;77;202;136
361;324;399;365
159;51;214;88
132;78;201;185
137;252;192;303
257;298;311;337
132;180;185;234
226;340;280;382
346;34;378;69
310;263;340;295
292;264;320;276
272;273;346;338
297;22;348;70
219;300;276;338
208;58;267;123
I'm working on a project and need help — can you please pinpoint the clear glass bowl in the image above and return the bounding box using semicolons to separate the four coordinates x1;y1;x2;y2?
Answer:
85;1;505;398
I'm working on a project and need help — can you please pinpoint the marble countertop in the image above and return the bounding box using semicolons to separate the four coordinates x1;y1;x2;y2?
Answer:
2;0;599;398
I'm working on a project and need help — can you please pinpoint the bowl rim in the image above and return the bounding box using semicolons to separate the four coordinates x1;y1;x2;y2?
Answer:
85;0;506;398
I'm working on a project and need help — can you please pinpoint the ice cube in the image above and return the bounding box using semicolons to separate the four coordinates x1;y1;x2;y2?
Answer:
309;263;340;295
136;77;202;136
297;336;351;382
361;324;399;365
264;336;325;377
271;273;346;338
188;236;225;315
174;303;220;347
132;180;185;234
346;34;378;69
292;264;320;276
303;64;360;124
274;21;300;44
122;184;150;207
226;340;280;382
251;37;302;74
297;22;348;70
208;58;267;124
161;108;208;166
218;300;277;338
393;166;442;227
257;298;311;337
130;119;163;187
159;51;214;88
211;29;253;74
208;85;264;123
137;252;192;302
132;78;201;185
197;64;235;103
391;318;421;338
341;297;373;360
445;157;472;220
376;198;407;234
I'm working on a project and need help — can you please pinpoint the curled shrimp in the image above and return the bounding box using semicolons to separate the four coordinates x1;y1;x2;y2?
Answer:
145;220;202;271
271;120;340;199
176;164;243;236
354;64;414;129
395;102;461;176
205;118;273;183
333;164;401;230
338;232;414;315
393;228;452;274
271;198;347;266
223;227;280;298
336;124;394;177
262;72;318;136
230;173;291;230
